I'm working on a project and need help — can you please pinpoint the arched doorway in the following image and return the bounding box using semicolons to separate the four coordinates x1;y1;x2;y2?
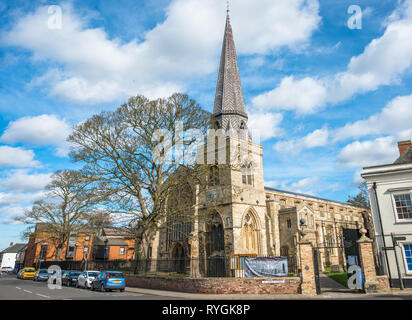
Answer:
171;243;186;274
206;212;226;277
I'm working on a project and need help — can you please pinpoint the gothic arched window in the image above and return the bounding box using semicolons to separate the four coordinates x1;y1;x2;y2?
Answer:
241;212;260;253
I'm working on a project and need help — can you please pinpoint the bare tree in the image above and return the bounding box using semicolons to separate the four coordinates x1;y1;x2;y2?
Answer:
68;93;212;259
19;170;104;261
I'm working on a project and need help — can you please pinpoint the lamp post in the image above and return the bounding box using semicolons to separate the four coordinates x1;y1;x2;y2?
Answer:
84;234;92;271
104;239;108;261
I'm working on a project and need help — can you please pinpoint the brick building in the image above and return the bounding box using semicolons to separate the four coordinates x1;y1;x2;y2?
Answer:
24;224;135;267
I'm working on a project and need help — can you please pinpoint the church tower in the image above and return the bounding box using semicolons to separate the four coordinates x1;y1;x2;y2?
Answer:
199;9;270;265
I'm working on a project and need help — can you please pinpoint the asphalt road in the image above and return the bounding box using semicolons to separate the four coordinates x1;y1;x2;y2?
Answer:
0;274;173;300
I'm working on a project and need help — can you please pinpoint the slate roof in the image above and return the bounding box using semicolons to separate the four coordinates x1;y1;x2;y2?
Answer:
394;146;412;165
93;236;128;246
264;187;363;208
213;13;247;119
1;243;27;254
102;227;134;237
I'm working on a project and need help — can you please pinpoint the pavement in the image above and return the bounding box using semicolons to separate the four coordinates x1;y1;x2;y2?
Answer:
124;286;412;300
124;275;412;300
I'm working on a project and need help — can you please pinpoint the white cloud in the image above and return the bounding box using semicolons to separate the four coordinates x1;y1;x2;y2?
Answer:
248;111;284;142
274;127;328;154
0;170;49;224
2;0;320;104
337;137;399;168
252;76;327;114
0;206;28;224
252;0;412;114
291;177;319;189
275;91;412;156
0;190;46;224
290;176;319;192
352;169;364;186
0;146;39;168
0;191;46;207
0;114;72;157
0;170;52;193
333;94;412;142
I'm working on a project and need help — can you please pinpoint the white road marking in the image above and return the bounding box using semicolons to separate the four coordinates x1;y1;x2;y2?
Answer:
36;294;51;298
16;287;21;290
23;290;32;294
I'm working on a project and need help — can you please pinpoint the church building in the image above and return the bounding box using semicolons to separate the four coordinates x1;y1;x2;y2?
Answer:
150;11;372;277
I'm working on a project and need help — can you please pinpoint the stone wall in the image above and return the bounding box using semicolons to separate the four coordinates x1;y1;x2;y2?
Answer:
125;275;301;294
376;275;390;291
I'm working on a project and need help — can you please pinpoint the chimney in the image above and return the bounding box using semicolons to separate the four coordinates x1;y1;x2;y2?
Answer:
398;140;412;156
9;242;13;247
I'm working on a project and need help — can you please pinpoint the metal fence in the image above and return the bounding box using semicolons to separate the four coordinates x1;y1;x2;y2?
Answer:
34;254;299;278
374;232;412;289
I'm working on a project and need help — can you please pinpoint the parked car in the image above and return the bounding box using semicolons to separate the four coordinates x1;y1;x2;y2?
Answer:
90;271;126;292
18;267;36;280
1;267;14;273
33;269;50;282
62;271;82;287
77;271;100;289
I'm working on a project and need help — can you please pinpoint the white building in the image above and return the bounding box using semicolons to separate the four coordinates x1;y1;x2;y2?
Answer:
362;140;412;288
0;243;27;271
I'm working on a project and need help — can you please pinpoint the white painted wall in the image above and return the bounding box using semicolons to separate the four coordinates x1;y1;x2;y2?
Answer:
0;252;17;269
362;163;412;281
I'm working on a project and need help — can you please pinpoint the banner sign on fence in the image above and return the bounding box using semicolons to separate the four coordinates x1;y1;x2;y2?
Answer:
244;257;288;277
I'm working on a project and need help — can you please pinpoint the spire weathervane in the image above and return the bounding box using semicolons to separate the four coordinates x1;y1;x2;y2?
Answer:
227;0;230;15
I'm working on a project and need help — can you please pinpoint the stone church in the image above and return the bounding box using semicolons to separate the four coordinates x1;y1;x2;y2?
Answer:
150;12;372;277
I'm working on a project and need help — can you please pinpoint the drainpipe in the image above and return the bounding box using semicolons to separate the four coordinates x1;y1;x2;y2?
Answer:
372;182;392;285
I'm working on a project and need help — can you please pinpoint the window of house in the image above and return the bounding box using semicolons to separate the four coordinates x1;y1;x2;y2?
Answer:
394;194;412;220
287;219;292;229
66;245;76;258
402;244;412;273
39;244;48;260
120;247;125;255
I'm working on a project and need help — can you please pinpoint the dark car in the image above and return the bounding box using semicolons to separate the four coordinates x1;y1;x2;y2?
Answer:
90;271;125;292
33;269;50;281
62;271;82;287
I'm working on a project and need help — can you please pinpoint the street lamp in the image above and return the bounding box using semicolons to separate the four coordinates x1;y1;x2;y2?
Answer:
104;239;108;261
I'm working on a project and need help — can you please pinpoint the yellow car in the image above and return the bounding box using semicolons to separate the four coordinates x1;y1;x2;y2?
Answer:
20;268;36;280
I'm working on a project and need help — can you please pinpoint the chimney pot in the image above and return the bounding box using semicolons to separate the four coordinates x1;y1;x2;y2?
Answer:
398;140;412;156
9;242;13;247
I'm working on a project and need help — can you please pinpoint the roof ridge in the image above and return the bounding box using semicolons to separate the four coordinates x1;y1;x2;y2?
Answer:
264;186;364;208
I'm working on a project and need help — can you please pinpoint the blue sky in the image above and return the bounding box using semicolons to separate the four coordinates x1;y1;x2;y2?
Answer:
1;0;412;250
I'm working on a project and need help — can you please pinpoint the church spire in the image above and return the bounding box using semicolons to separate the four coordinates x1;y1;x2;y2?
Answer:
213;8;248;135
